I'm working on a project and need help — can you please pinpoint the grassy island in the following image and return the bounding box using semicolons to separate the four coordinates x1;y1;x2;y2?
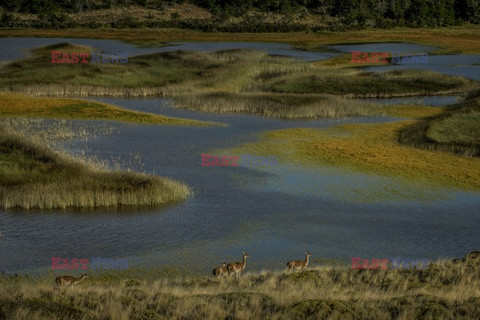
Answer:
0;126;190;210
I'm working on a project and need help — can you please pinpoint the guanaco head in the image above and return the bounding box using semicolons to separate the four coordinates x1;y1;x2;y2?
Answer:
222;262;227;267
243;252;250;258
306;252;311;258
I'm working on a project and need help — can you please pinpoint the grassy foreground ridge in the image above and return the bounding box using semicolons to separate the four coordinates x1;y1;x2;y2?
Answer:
0;251;479;319
0;127;190;210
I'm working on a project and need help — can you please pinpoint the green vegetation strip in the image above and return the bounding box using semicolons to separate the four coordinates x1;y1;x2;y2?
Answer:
0;92;218;126
0;252;479;319
0;127;190;210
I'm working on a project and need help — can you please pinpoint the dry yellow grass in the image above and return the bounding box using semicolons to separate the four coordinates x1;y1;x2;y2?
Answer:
313;53;355;67
0;92;217;126
1;252;479;319
383;105;445;119
0;92;71;111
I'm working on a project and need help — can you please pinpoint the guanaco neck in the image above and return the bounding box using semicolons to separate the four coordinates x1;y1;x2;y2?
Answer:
305;255;310;266
242;255;248;269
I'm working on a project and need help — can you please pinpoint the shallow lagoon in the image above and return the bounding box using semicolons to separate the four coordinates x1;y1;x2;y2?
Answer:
330;43;480;81
0;39;479;275
1;96;478;275
0;38;337;62
2;37;479;79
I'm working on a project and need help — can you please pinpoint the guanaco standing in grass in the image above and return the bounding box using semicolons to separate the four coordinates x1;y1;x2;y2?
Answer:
212;262;228;277
287;252;311;272
55;273;88;288
227;252;249;279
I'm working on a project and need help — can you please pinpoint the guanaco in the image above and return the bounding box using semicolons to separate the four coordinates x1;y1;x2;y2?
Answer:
227;252;249;279
287;252;311;272
212;262;228;277
55;273;88;288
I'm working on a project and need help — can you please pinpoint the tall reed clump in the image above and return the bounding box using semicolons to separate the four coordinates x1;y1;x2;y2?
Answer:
0;127;190;210
0;251;479;319
173;92;382;118
260;69;479;98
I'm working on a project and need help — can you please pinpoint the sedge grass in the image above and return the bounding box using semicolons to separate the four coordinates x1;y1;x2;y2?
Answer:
260;69;478;97
0;44;210;90
173;92;382;118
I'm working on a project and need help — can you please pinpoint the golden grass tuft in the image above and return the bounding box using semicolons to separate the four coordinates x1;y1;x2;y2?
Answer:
383;105;445;119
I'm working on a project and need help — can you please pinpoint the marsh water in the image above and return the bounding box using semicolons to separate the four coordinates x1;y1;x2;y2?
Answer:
0;37;338;62
0;38;479;275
